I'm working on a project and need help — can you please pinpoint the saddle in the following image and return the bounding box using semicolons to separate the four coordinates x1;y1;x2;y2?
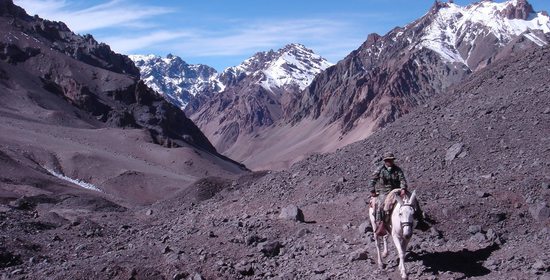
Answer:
370;189;412;212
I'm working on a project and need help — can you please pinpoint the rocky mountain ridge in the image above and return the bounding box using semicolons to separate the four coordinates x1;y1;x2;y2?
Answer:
290;0;550;128
129;54;223;110
130;44;332;111
212;0;550;170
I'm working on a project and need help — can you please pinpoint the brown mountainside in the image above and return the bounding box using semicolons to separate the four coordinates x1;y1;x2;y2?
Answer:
0;0;247;206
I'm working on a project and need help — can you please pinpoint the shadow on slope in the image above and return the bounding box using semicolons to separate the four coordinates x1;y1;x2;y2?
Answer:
410;244;500;279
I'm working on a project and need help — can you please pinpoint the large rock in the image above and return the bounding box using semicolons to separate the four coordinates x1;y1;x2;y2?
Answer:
192;273;204;280
529;203;550;221
468;225;482;234
349;248;369;262
259;241;282;257
445;143;464;162
358;222;371;234
278;205;304;222
235;260;254;276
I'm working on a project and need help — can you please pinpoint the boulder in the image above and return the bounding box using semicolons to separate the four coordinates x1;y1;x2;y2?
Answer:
445;143;464;162
470;232;486;243
278;205;304;222
358;222;371;234
349;248;369;261
172;272;188;280
468;225;482;234
246;234;266;246
532;259;547;271
476;191;490;198
235;260;254;276
259;241;282;257
295;228;311;238
529;203;550;221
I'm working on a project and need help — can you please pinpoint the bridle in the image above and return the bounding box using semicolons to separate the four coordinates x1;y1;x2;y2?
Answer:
398;203;415;229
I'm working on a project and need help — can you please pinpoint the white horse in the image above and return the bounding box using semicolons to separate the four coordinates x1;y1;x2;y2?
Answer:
368;190;417;279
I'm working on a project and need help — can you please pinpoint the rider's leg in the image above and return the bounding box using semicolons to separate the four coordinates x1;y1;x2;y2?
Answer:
375;193;388;235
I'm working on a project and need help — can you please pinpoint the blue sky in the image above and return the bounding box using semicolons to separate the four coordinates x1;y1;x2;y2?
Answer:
14;0;550;71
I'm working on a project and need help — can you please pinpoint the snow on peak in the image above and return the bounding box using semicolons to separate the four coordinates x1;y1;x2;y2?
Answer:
262;44;333;91
223;43;333;91
419;0;550;65
129;54;220;109
130;44;332;109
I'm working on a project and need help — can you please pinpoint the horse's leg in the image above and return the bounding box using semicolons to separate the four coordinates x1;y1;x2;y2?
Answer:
382;235;388;258
392;234;408;279
373;234;384;269
370;206;384;269
401;237;410;258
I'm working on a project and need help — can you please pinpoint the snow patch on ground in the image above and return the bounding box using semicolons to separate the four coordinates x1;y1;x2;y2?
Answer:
45;168;102;192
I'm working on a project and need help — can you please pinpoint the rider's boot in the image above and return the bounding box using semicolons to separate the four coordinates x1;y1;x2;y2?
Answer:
375;210;390;236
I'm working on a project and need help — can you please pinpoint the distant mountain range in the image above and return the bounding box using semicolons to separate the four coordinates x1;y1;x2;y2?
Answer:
129;0;550;170
129;54;223;110
129;43;332;110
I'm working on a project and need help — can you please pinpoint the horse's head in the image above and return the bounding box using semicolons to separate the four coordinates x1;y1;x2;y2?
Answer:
395;190;417;239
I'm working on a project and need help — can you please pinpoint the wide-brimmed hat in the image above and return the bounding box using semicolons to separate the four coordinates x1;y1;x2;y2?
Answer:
383;152;396;161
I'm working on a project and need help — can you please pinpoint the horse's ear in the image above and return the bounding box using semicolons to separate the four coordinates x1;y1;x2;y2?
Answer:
409;190;417;204
395;194;404;206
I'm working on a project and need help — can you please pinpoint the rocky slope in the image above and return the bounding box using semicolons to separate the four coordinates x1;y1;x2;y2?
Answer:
2;30;549;280
0;0;247;207
129;54;223;110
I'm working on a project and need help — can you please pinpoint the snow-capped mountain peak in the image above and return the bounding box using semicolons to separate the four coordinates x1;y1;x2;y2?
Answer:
130;44;331;109
417;0;550;67
129;54;221;109
221;44;333;92
262;43;333;91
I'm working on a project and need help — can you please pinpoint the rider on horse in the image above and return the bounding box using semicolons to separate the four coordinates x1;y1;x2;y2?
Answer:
369;152;425;235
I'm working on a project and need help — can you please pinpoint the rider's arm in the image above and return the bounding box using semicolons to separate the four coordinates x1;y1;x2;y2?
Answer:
369;167;382;193
398;168;408;190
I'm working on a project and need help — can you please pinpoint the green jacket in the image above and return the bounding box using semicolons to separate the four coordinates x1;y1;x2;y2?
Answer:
369;165;408;195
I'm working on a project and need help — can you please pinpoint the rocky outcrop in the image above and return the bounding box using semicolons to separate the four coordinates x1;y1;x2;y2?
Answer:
28;20;139;76
499;0;534;19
